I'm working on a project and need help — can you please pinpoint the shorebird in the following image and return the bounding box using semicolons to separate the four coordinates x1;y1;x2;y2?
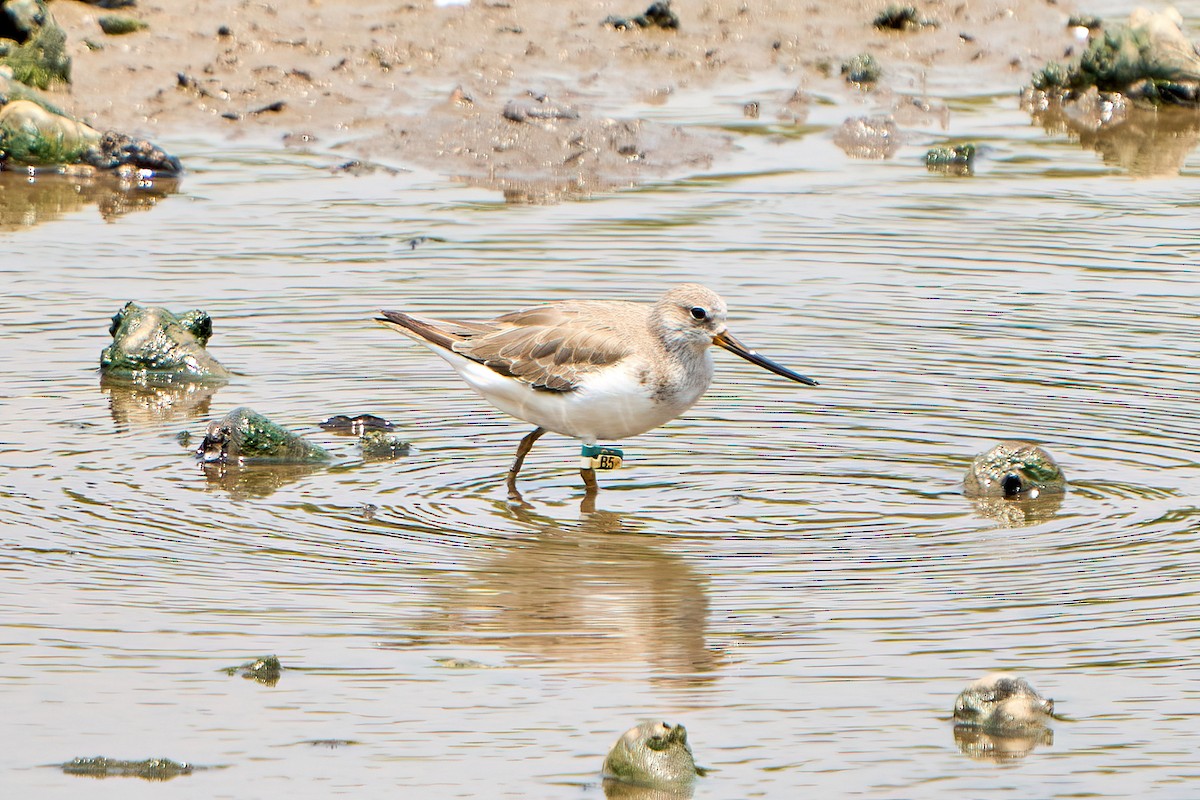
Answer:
377;283;818;501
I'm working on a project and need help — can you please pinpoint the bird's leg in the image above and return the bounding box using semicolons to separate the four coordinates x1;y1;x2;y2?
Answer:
579;466;599;512
506;427;546;500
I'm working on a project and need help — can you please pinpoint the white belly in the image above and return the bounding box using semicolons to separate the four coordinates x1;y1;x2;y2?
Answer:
433;348;711;444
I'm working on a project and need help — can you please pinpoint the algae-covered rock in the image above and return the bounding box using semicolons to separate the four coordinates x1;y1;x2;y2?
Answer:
873;5;935;31
0;96;181;173
0;99;98;165
841;53;881;85
359;429;410;460
963;441;1065;499
952;673;1055;760
222;655;282;686
925;143;977;175
60;756;194;781
602;721;703;795
953;673;1054;733
98;14;147;35
1029;7;1200;107
0;0;69;89
101;302;232;384
196;407;331;465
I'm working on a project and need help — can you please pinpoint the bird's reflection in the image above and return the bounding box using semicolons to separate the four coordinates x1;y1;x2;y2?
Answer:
402;509;721;684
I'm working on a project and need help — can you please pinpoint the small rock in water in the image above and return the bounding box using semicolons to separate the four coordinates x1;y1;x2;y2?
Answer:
101;302;230;383
951;673;1055;760
834;115;901;159
60;756;195;780
222;655;282;686
196;407;331;465
925;143;977;175
433;657;497;669
602;721;704;793
359;430;411;460
841;53;881;85
963;440;1065;499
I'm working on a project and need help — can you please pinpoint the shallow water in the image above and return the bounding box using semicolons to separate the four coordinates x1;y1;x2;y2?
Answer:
4;35;1200;799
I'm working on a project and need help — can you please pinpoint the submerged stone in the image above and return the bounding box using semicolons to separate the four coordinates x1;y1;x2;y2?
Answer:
223;655;282;686
101;302;232;384
925;143;977;175
60;756;194;781
433;657;497;669
953;673;1055;739
963;440;1065;499
841;53;881;85
0;0;70;89
834;115;900;159
197;407;331;465
359;429;410;460
602;721;703;794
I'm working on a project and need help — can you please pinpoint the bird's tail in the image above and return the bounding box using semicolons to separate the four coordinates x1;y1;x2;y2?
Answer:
376;310;459;351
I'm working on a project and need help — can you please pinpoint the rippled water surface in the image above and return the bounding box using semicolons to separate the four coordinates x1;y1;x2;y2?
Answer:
4;56;1200;799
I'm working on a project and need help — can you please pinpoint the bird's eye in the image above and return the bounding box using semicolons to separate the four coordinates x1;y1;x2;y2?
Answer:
690;306;708;321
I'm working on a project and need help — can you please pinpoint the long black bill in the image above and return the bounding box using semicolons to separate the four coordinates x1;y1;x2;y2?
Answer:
714;330;819;386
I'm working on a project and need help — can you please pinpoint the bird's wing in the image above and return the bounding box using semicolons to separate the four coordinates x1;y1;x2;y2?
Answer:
452;305;636;392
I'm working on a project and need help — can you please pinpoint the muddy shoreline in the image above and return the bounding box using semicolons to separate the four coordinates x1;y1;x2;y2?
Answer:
40;0;1082;192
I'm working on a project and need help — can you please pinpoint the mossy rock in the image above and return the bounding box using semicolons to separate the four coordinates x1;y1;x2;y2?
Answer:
98;14;147;35
0;99;99;165
0;0;70;89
